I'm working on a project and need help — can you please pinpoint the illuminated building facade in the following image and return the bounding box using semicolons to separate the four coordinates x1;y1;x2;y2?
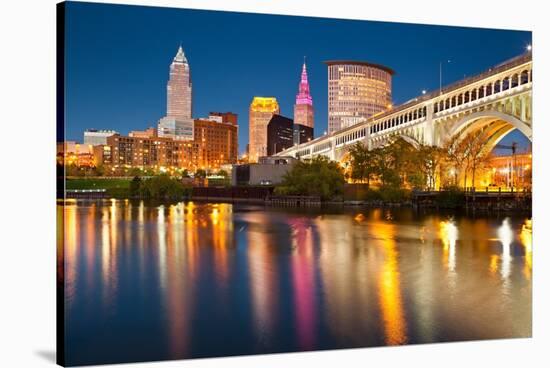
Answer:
57;141;97;167
102;117;238;171
167;46;192;120
159;46;194;140
249;97;280;162
105;134;196;169
267;114;294;156
325;61;393;134
486;152;532;189
293;61;314;131
194;118;239;169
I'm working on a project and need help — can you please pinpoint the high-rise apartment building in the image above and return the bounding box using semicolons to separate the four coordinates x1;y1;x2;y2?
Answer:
249;97;280;162
325;61;393;134
293;61;314;131
102;116;238;171
104;134;199;170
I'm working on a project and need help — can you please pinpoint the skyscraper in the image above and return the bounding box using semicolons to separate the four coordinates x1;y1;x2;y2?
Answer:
293;124;313;145
249;97;280;162
167;46;192;120
159;46;194;140
293;60;314;131
325;61;394;134
267;114;294;156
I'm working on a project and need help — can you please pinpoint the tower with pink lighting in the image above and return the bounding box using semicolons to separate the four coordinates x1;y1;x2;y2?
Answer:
293;59;314;131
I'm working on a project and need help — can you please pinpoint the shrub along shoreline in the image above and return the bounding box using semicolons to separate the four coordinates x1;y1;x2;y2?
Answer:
66;175;191;200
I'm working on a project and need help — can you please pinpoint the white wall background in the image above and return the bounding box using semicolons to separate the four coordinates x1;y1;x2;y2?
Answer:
0;0;548;367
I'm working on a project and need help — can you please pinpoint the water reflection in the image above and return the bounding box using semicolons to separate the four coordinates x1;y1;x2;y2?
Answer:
520;219;532;278
290;218;317;349
246;212;280;346
498;218;514;281
439;220;458;275
62;201;532;366
375;221;407;345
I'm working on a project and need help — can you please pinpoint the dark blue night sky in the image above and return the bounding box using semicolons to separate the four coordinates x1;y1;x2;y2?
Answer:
64;1;532;154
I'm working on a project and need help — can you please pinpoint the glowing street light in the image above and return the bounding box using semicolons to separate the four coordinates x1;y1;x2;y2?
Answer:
526;44;532;52
422;90;427;95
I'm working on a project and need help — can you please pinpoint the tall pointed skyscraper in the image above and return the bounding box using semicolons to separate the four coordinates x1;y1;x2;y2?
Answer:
158;46;194;141
293;59;314;131
167;46;192;120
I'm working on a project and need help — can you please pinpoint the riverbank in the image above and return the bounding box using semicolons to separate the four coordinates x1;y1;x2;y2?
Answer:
63;178;531;213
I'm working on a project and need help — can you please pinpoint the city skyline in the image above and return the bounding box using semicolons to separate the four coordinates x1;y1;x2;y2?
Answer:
64;2;532;154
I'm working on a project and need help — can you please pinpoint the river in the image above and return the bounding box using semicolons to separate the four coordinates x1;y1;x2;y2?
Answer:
59;199;532;366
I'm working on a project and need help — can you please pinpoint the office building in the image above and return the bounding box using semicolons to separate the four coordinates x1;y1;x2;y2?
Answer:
249;97;280;162
194;118;239;169
293;60;314;130
158;46;194;140
157;116;194;140
167;46;192;120
267;114;294;156
293;124;314;145
325;61;394;133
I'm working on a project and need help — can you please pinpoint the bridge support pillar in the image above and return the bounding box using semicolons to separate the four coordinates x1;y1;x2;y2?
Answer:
424;103;435;146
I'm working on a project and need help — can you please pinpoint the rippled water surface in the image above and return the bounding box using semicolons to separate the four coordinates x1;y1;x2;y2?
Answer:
59;200;532;366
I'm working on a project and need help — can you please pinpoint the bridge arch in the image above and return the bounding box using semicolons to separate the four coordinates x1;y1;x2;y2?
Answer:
445;109;532;152
396;134;421;149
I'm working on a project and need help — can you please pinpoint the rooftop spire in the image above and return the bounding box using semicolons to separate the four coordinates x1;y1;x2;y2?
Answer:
174;45;188;63
301;60;308;83
296;57;312;106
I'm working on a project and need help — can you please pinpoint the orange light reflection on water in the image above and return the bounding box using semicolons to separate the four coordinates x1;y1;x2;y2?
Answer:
375;221;408;346
520;219;532;279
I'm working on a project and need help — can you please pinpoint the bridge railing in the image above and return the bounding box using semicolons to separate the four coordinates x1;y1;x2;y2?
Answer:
413;187;531;195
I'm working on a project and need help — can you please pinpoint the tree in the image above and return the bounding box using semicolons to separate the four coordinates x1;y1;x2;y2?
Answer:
442;129;493;189
139;174;191;199
414;144;445;190
348;142;379;186
462;130;492;189
217;169;229;178
275;156;345;200
386;138;417;184
443;136;469;188
129;176;141;197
